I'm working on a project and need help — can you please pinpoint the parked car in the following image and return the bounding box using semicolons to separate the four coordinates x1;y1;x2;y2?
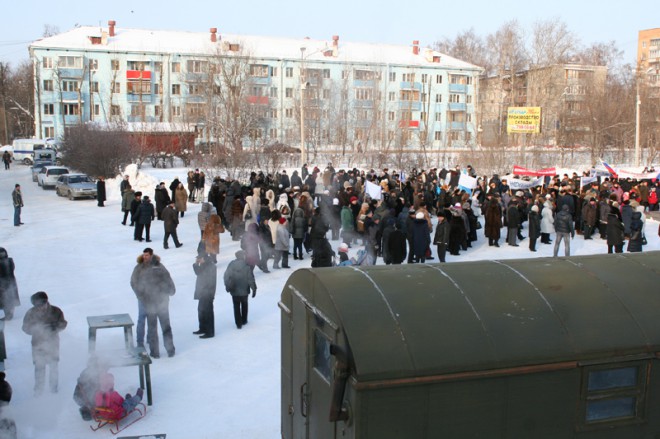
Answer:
55;174;97;200
37;166;69;189
31;160;54;182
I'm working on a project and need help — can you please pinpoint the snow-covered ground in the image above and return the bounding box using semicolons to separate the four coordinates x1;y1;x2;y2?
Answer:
0;164;658;439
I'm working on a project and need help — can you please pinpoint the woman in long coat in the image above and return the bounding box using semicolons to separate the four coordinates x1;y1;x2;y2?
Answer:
0;247;20;319
175;183;188;217
540;198;555;244
203;214;225;261
484;197;502;247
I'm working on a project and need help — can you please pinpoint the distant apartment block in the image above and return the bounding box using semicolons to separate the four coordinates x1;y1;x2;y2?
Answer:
29;21;482;152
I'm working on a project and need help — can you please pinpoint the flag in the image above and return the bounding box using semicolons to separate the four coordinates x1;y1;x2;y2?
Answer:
365;180;382;200
458;173;477;195
601;160;618;178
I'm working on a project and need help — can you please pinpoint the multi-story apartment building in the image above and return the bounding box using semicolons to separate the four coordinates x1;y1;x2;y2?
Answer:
29;21;481;156
479;63;607;147
638;28;660;84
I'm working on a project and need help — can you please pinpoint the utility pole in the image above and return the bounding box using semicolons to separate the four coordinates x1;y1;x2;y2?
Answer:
299;47;306;168
634;80;641;167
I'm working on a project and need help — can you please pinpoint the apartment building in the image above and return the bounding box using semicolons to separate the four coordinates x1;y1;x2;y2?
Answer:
29;21;482;153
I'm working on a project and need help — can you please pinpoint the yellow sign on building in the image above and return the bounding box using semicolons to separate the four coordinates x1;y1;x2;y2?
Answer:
507;107;542;134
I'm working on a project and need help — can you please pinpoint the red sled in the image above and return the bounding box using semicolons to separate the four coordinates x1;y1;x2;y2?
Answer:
90;403;147;435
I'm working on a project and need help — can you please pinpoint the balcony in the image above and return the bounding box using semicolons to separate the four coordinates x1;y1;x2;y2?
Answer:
355;100;374;108
399;101;421;111
449;83;468;93
448;102;466;111
247;96;269;105
250;76;272;86
400;82;422;90
128;116;158;123
127;94;153;104
127;70;152;80
184;72;209;82
450;121;466;130
399;120;419;129
353;79;375;88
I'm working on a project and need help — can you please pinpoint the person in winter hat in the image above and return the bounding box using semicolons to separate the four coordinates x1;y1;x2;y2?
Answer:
94;372;143;420
0;247;20;320
274;217;291;269
22;291;67;395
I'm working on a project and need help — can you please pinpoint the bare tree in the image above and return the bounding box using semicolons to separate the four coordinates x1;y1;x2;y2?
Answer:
434;28;491;74
528;17;578;67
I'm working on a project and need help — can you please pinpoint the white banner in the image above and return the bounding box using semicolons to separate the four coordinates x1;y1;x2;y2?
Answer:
504;176;544;190
365;180;382;200
580;176;598;187
458;173;478;190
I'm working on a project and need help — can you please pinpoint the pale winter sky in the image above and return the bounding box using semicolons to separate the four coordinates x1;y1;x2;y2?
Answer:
0;0;656;67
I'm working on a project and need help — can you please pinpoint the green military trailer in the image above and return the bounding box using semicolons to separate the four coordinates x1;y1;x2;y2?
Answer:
279;252;660;438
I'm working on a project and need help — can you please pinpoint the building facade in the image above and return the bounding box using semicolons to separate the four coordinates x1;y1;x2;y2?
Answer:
29;21;482;156
638;28;660;84
479;63;607;147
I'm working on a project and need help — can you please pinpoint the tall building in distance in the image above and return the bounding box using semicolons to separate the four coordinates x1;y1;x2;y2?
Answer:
637;28;660;81
29;21;482;158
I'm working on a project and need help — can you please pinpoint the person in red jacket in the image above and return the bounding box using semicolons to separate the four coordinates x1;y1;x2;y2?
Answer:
94;372;143;420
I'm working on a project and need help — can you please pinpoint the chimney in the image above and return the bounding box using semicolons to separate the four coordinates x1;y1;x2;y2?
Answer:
108;20;116;37
332;35;339;57
210;28;217;43
412;40;419;55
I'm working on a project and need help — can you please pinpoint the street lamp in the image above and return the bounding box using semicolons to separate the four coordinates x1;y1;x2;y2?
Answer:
634;79;641;167
300;46;306;168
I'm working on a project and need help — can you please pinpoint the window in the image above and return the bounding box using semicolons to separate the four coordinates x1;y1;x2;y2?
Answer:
449;94;460;103
580;364;648;428
355;88;373;100
270;109;278;119
354;69;376;80
450;131;460;141
154;83;162;95
341;70;349;80
58;56;82;68
42;57;53;69
435;94;442;103
187;103;204;117
130;105;144;117
436;74;443;84
111;82;121;93
388;111;395;121
421;73;428;83
285;108;293;118
323;69;330;79
172;84;181;95
44;127;54;138
62;103;79;115
62;80;78;92
189;84;203;95
388;91;396;101
187;60;208;73
128;81;151;94
111;59;120;71
128;61;148;71
285;88;293;98
154;62;163;72
420;111;426;121
250;64;269;77
466;113;472;122
270;66;278;77
323;88;330;99
466;132;472;141
110;105;121;116
93;104;100;116
43;104;54;115
91;82;99;93
171;62;181;73
466;76;473;85
400;89;420;101
421;93;427;102
285;67;293;78
172;106;181;117
270;87;278;98
154;105;161;117
466;95;473;104
269;128;278;138
89;59;98;71
388;72;396;82
434;131;442;141
402;73;415;82
43;80;53;91
435;113;441;122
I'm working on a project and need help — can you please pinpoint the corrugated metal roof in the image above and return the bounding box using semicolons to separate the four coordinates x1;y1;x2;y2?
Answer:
29;26;482;70
284;252;660;382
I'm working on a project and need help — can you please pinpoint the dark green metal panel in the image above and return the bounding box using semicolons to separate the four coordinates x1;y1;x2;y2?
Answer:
281;252;660;382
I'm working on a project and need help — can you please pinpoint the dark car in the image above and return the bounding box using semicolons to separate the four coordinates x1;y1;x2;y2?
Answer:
55;173;97;200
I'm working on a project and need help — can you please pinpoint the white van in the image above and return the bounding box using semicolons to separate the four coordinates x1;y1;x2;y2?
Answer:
11;139;51;165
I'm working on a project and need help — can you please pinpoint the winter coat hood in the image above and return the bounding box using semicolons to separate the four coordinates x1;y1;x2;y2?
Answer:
136;254;162;265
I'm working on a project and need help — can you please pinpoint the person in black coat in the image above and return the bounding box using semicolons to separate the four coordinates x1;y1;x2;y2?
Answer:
387;225;407;265
627;211;644;253
22;292;67;395
433;211;450;262
506;201;521;246
129;191;142;227
192;254;217;338
606;203;624;254
411;212;431;263
0;247;20;320
154;182;171;220
528;205;541;252
96;177;106;207
169;177;181;204
448;208;466;256
134;196;155;242
311;237;335;267
223;250;257;329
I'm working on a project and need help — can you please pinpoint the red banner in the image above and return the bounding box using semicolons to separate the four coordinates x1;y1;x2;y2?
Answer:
513;166;556;177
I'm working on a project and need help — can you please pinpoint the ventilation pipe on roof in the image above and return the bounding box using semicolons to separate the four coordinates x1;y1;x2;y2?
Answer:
108;20;116;37
332;35;339;57
412;40;420;55
210;27;218;43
